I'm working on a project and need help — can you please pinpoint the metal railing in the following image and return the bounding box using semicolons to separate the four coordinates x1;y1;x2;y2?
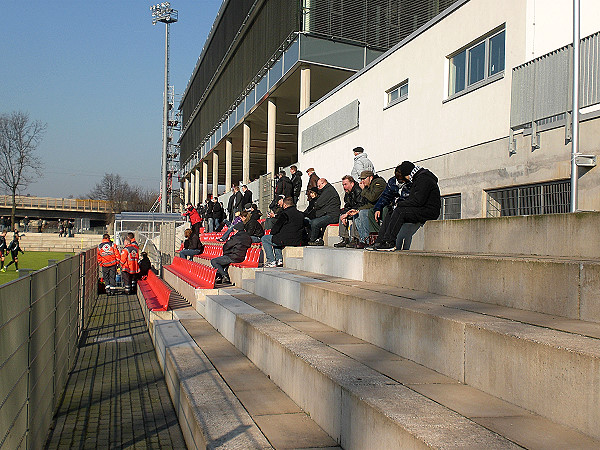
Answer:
0;248;98;448
0;195;112;213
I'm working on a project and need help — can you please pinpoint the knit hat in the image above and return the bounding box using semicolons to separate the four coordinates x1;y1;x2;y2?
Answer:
399;161;415;177
353;146;364;153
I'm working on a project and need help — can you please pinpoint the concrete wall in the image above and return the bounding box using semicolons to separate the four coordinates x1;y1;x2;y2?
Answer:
297;0;600;218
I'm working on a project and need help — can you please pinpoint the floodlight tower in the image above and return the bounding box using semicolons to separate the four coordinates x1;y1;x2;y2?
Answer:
150;2;178;213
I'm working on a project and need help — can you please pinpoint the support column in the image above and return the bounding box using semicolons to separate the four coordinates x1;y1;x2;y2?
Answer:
190;170;196;206
300;66;311;111
184;177;189;205
267;98;276;177
212;151;219;199
194;168;200;206
225;138;232;192
243;122;250;185
202;160;208;202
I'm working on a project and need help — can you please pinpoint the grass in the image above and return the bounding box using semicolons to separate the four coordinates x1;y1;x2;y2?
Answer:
0;251;75;284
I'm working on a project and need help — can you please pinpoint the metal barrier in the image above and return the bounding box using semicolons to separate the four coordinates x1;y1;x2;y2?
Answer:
0;248;98;448
0;195;111;213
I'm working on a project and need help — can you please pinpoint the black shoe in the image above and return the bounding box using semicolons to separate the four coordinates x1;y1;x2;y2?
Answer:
308;238;324;246
346;239;358;248
222;276;231;284
376;241;396;251
333;239;348;248
365;242;382;251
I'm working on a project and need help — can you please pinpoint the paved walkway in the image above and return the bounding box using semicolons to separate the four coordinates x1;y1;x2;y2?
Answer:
45;292;186;449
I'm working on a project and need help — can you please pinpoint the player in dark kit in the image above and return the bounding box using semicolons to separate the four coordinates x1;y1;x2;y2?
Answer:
0;230;7;271
4;235;24;272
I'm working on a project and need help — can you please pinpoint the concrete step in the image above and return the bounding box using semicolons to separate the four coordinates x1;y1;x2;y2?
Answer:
286;246;600;322
199;288;599;449
423;212;600;259
248;268;600;441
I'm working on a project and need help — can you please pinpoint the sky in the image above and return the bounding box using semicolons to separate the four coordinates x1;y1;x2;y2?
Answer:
0;0;223;199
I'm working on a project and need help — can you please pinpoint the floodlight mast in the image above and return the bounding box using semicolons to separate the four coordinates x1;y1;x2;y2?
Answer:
150;2;178;213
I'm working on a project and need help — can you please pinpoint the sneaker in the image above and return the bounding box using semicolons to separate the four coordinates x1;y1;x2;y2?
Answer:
276;259;284;267
307;238;324;246
365;242;383;251
346;239;358;249
264;261;277;268
1;267;5;272
333;239;347;248
355;242;366;249
222;276;231;284
376;241;396;251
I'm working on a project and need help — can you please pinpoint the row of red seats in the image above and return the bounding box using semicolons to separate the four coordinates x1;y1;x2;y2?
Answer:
200;232;226;242
138;271;172;311
231;243;262;268
164;256;217;289
196;244;224;260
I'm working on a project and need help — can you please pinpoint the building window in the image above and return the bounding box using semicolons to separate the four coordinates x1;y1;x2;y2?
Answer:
486;180;570;217
385;79;408;108
448;28;505;97
440;194;461;220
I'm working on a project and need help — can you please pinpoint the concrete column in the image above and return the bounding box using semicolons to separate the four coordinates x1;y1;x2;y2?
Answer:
225;138;232;192
212;151;219;199
202;160;208;201
194;168;201;206
267;98;276;177
190;170;196;206
243;122;250;185
300;66;311;111
184;177;189;205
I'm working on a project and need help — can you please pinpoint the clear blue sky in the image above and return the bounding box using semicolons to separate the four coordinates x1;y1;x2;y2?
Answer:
0;0;223;199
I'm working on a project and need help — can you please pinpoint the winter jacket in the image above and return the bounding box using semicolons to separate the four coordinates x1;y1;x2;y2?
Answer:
275;176;294;199
342;182;365;213
313;183;341;219
395;168;441;221
359;174;387;210
97;238;120;267
271;206;305;247
212;201;224;222
139;256;152;277
232;191;243;214
205;201;214;219
227;195;236;220
306;172;319;193
241;189;253;209
183;206;201;225
373;177;412;212
250;209;262;221
244;218;265;239
351;153;375;181
222;230;252;263
120;244;140;274
290;172;302;200
303;198;317;220
184;233;204;252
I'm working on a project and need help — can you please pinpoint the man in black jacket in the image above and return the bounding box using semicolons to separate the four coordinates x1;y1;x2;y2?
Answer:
274;170;293;199
290;165;302;204
204;199;214;232
261;197;304;267
307;178;342;246
211;222;252;284
369;161;441;251
334;175;364;248
240;185;252;210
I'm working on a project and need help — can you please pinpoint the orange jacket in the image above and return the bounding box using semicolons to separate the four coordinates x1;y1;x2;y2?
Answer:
97;239;120;267
120;243;140;273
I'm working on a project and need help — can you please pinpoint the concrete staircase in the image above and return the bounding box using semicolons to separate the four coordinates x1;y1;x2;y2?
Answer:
19;233;103;252
148;212;600;448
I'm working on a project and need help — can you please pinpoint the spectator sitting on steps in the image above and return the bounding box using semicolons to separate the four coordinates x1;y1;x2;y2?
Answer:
262;197;304;268
307;178;341;246
180;228;204;260
367;161;441;251
211;222;252;285
242;209;265;243
334;175;365;248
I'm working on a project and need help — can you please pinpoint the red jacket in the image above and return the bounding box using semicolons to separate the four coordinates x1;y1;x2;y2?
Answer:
97;239;120;267
183;207;201;225
120;244;140;274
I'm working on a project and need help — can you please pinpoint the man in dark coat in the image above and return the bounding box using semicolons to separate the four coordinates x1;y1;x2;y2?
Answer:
204;199;214;232
274;171;293;199
226;186;237;222
368;161;441;251
307;178;341;245
290;165;302;204
240;185;252;210
211;222;252;284
261;197;304;267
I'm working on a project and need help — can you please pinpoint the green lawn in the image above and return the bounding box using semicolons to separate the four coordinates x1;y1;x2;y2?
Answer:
0;251;75;284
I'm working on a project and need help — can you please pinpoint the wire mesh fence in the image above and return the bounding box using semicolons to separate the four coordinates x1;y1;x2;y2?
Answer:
0;248;97;449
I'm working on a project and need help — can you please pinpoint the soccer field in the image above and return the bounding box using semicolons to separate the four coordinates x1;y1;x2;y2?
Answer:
0;251;76;284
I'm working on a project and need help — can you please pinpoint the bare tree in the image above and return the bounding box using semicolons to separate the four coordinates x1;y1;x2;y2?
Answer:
0;111;45;227
87;173;159;214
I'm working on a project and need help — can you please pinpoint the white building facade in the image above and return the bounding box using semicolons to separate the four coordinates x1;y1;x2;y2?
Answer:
298;0;600;218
